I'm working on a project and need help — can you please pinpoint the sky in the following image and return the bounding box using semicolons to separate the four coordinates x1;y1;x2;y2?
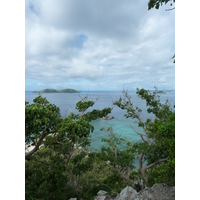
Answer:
25;0;175;91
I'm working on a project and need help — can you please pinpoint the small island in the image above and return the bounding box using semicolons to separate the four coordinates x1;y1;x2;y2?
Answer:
157;90;166;94
33;88;80;93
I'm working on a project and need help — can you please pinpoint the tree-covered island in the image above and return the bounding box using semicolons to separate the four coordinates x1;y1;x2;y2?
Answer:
33;88;81;93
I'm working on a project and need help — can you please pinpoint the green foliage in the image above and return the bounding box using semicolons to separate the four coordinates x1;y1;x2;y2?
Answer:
129;170;139;179
147;112;175;186
83;107;112;121
148;0;175;10
75;96;112;121
100;129;135;169
76;99;95;113
25;95;113;199
113;88;175;186
77;154;127;199
58;116;93;146
25;95;60;144
25;147;68;200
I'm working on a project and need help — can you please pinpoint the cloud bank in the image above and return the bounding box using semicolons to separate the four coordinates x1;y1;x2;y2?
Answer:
25;0;175;91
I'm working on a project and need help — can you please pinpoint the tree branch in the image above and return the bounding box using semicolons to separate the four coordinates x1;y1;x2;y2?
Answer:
144;156;169;171
129;123;148;143
122;90;151;143
138;153;144;170
115;166;134;185
25;130;57;160
110;131;117;158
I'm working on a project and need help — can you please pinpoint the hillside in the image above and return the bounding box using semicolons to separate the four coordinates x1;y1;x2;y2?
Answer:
33;88;80;93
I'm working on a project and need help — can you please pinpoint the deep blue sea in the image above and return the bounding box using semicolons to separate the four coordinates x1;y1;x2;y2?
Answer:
25;91;175;152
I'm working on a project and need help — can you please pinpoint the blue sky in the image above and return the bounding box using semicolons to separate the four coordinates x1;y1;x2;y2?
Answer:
25;0;175;91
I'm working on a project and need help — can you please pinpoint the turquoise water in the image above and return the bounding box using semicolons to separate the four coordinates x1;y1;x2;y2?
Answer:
25;91;175;151
90;118;142;151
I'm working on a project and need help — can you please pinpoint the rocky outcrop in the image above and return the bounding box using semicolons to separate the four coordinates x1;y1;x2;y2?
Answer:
139;183;175;200
114;186;137;200
102;116;114;120
69;184;175;200
94;190;113;200
94;184;175;200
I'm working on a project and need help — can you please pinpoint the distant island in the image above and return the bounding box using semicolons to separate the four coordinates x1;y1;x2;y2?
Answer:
33;88;80;93
157;90;166;94
149;89;174;93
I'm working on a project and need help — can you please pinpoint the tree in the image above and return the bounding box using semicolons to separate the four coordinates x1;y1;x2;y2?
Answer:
113;88;175;186
25;95;112;159
25;95;112;199
25;96;61;160
100;127;136;185
148;0;175;10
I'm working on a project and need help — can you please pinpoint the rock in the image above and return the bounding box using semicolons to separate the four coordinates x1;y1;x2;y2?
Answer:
114;186;138;200
97;190;108;196
114;183;175;200
94;190;113;200
95;184;175;200
102;116;114;120
94;196;112;200
139;183;175;200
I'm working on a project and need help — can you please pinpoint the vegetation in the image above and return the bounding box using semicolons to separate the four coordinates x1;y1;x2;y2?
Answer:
113;88;175;187
25;87;175;199
33;88;80;93
148;0;175;10
25;95;114;199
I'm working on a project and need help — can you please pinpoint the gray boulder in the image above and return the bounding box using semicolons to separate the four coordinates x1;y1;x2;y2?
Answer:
114;186;138;200
94;190;113;200
97;190;108;196
114;183;175;200
94;196;113;200
139;183;175;200
94;183;175;200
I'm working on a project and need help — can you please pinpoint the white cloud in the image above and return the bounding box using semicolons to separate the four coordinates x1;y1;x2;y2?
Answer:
25;0;175;91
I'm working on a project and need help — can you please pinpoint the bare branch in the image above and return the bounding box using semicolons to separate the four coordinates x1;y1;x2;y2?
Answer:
144;157;169;171
138;153;143;170
122;90;151;143
66;144;74;166
109;131;116;158
25;130;57;160
115;167;134;185
25;131;48;160
65;106;72;117
150;138;155;145
129;122;148;143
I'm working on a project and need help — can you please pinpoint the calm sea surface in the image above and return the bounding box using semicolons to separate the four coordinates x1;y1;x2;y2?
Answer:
25;91;175;151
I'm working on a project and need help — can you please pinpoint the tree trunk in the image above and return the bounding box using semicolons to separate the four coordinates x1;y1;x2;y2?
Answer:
138;153;148;183
137;153;169;184
25;130;50;160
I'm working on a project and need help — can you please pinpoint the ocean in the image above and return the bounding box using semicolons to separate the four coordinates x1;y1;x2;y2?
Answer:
25;91;175;151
